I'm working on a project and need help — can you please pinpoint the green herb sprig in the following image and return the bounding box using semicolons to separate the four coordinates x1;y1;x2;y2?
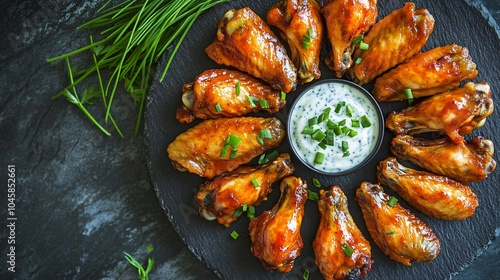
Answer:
124;251;155;280
48;0;229;136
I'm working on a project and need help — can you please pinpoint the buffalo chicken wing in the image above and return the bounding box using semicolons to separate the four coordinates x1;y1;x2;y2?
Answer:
248;176;307;272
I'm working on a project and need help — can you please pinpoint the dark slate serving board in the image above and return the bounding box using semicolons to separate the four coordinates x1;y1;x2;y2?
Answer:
145;0;500;279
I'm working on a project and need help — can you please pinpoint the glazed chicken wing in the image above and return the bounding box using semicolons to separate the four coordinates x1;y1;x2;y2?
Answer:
205;7;298;93
391;135;496;184
386;82;494;144
355;182;440;266
248;176;307;272
322;0;378;78
167;117;285;178
313;185;372;280
196;153;295;227
348;2;435;85
267;0;323;84
176;69;286;124
377;157;478;220
373;44;478;102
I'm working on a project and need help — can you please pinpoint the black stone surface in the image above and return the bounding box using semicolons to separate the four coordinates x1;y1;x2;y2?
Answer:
0;0;498;279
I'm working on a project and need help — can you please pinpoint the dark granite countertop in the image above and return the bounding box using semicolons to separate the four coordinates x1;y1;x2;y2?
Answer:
0;0;498;279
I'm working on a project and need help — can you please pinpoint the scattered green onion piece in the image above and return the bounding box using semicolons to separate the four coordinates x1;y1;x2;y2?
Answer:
301;126;314;135
388;196;398;207
404;88;414;105
260;129;272;139
318;142;327;150
246;95;257;107
352;35;364;46
326;129;335;146
235;81;241;96
230;230;239;240
346;104;355;117
308;116;318;126
338;119;347;126
303;268;310;280
281;91;287;100
360;115;372;128
242;204;248;212
312;129;326;142
307;189;320;201
214;103;222;113
247;206;256;219
341;243;354;258
258;150;280;164
351;119;360;128
220;144;230;157
355;57;362;64
335;102;345;113
342;126;351;135
229;148;238;159
317;113;326;123
334;126;343;136
229;134;242;147
327;119;338;129
312;178;321;188
314;152;325;164
302;28;314;50
343;151;350;157
256;136;264;146
259;99;269;109
233;208;243;217
348;129;358;137
359;41;369;50
386;231;396;235
251;178;260;188
342;141;349;152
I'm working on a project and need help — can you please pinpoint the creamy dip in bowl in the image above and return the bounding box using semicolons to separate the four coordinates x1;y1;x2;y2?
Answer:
287;79;384;175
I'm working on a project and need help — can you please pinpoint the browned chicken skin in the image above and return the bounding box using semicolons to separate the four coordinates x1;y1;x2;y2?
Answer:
321;0;378;78
205;7;298;93
377;157;478;220
195;153;295;227
355;182;440;266
348;2;435;85
248;176;307;272
175;69;286;124
373;44;478;102
167;117;285;178
313;185;372;280
391;135;496;184
386;82;494;144
267;0;323;84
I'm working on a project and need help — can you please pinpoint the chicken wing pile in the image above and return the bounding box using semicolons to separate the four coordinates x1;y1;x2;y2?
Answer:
164;0;497;278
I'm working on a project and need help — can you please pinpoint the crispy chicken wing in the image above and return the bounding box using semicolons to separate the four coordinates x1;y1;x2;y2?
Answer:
386;82;494;144
176;69;286;124
377;157;478;220
355;182;440;266
373;44;478;102
391;135;496;184
322;0;378;78
313;185;372;280
196;153;295;227
167;117;285;178
205;7;298;93
348;2;435;85
267;0;323;84
248;176;307;272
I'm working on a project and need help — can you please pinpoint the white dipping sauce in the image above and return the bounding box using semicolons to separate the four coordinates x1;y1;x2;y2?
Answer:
288;81;381;174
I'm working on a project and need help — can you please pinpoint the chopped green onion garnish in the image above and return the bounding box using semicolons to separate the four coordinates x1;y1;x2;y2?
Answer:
318;142;327;150
326;129;335;145
342;126;351;135
242;204;248;212
260;129;272;139
386;231;396;235
301;126;314;135
235;81;241;96
314;152;325;164
302;28;314;50
256;136;264;146
308;116;318;126
259;99;269;109
229;148;238;159
348;129;358;137
258;150;280;164
355;57;362;64
246;95;257;107
360;115;372;128
334;126;343;136
338;119;347;126
404;88;414;105
215;103;222;113
233;208;243;217
346;104;355;117
228;134;242;147
327;119;338;129
230;230;239;240
307;189;320;201
312;129;326;142
247;206;255;219
220;144;230;157
359;41;369;50
342;141;349;152
388;196;398;207
335;102;345;113
352;35;364;46
303;268;310;280
341;243;354;258
312;178;321;188
281;91;287;100
352;119;360;128
251;178;260;188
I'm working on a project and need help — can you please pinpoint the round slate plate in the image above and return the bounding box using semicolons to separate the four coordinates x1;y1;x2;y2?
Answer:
145;1;500;279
